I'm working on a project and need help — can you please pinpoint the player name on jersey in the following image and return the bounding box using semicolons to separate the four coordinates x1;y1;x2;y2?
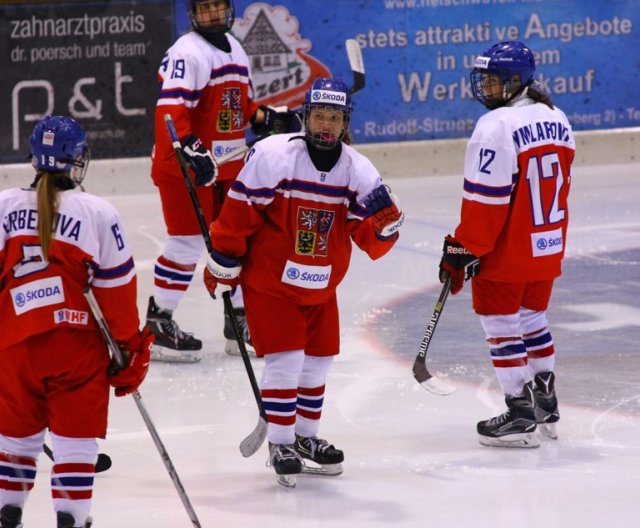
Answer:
3;208;81;241
512;120;572;148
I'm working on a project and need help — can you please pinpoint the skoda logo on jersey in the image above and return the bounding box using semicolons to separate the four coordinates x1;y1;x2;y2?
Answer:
311;89;347;107
537;239;548;250
10;276;65;315
286;267;300;280
14;292;26;308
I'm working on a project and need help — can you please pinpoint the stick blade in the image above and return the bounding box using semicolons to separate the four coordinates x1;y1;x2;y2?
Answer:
345;39;365;94
413;359;455;396
418;376;456;396
239;417;268;458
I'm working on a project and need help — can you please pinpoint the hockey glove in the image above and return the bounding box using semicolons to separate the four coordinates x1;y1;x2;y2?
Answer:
363;184;405;240
203;248;242;299
181;134;217;186
109;326;154;397
250;105;303;136
439;235;480;295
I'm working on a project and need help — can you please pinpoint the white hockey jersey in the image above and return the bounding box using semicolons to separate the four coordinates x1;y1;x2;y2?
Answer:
0;187;139;350
210;134;398;306
152;31;258;182
455;96;575;282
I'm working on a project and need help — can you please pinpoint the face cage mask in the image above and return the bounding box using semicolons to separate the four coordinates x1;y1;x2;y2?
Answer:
471;70;524;110
191;1;234;35
304;105;351;150
64;147;91;189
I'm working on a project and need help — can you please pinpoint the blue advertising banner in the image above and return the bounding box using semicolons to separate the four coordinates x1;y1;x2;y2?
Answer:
218;0;640;144
2;0;638;162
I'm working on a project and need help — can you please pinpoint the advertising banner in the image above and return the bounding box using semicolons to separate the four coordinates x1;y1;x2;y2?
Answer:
1;0;638;163
225;0;640;144
1;0;173;163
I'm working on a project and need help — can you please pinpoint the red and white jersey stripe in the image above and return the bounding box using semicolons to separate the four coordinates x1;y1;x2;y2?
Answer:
152;31;258;182
0;187;139;349
210;134;398;306
455;96;575;282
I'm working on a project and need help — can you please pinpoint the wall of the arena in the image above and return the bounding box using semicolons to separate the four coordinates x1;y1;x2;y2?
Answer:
2;127;638;195
1;0;639;165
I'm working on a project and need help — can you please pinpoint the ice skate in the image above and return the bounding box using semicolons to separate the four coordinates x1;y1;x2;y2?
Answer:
477;382;540;448
295;434;344;476
0;505;23;528
57;511;93;528
534;371;560;440
223;305;256;358
267;443;302;488
146;296;202;363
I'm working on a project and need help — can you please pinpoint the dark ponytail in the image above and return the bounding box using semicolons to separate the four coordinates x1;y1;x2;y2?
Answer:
527;80;554;109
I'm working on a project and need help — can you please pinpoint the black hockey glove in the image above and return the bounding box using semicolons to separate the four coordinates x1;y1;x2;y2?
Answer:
439;235;480;295
181;134;217;186
250;105;303;136
363;184;405;240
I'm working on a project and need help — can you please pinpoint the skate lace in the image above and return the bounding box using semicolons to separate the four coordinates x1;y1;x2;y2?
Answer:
271;444;299;464
487;409;513;426
160;317;194;344
300;436;332;456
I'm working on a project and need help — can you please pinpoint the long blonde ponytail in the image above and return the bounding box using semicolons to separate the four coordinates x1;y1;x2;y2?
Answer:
35;172;60;261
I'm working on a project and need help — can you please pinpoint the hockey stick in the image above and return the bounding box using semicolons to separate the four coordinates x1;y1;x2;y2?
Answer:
212;130;272;167
345;38;365;94
164;114;268;458
43;444;112;473
82;288;201;528
412;277;456;396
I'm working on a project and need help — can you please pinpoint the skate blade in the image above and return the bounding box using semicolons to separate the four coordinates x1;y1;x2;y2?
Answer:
301;462;343;477
224;340;257;358
150;346;201;363
277;474;297;488
479;432;540;448
537;422;558;440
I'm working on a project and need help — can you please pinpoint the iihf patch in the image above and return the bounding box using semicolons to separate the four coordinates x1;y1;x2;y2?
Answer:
54;308;89;325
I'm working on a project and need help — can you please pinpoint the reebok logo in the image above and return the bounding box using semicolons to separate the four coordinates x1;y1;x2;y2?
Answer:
446;246;472;255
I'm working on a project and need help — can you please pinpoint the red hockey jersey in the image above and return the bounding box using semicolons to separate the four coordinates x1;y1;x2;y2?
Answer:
210;134;398;306
151;31;258;182
455;97;575;282
0;187;139;350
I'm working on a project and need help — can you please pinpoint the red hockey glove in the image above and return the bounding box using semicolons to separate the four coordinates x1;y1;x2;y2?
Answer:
203;248;242;299
439;235;480;295
181;134;217;186
109;326;154;397
363;184;405;240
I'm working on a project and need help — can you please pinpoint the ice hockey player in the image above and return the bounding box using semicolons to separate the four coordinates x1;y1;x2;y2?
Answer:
147;0;298;362
0;116;153;527
202;77;405;486
438;41;575;447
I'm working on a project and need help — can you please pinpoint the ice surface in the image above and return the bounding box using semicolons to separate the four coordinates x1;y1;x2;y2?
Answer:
21;162;640;527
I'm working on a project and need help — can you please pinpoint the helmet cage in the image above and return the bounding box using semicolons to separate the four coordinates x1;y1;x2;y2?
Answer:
188;0;235;35
303;78;353;150
470;41;535;109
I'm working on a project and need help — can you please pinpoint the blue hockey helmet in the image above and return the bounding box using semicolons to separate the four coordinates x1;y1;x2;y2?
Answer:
303;77;353;150
470;41;536;109
29;115;90;185
188;0;235;35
